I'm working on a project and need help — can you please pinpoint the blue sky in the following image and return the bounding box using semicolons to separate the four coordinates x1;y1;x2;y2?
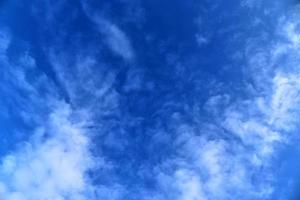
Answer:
1;0;300;199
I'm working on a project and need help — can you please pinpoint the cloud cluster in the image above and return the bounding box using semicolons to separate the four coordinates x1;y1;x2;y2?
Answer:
0;102;95;200
154;5;300;200
2;1;300;200
0;31;110;200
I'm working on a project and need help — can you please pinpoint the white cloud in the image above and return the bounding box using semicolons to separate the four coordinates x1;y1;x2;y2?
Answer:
175;169;206;200
0;30;10;55
0;30;122;200
155;7;300;200
195;34;209;46
268;73;300;131
81;2;134;61
49;50;120;119
0;101;97;200
100;19;135;61
3;2;300;200
240;0;262;9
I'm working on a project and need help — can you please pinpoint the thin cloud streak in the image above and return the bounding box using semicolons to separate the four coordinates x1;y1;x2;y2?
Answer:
81;2;135;62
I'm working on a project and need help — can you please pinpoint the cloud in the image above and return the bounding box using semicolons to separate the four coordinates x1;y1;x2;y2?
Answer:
0;102;96;200
48;49;121;119
152;5;300;200
81;2;134;61
174;169;206;200
195;34;209;47
0;30;10;54
0;29;124;200
3;1;300;200
0;31;95;199
99;19;135;61
267;73;300;131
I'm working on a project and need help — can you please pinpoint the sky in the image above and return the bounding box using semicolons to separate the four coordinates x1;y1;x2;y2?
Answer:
1;0;300;200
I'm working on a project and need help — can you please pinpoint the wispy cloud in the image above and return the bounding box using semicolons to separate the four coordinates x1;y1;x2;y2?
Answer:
3;1;300;200
99;19;135;61
0;30;122;200
81;2;135;62
152;5;300;200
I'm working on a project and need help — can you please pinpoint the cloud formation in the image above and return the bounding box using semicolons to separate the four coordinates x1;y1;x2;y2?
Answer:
2;1;300;200
81;2;135;61
153;4;300;200
0;31;107;200
0;102;95;200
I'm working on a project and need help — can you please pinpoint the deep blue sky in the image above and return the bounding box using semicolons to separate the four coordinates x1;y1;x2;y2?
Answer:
1;0;300;200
